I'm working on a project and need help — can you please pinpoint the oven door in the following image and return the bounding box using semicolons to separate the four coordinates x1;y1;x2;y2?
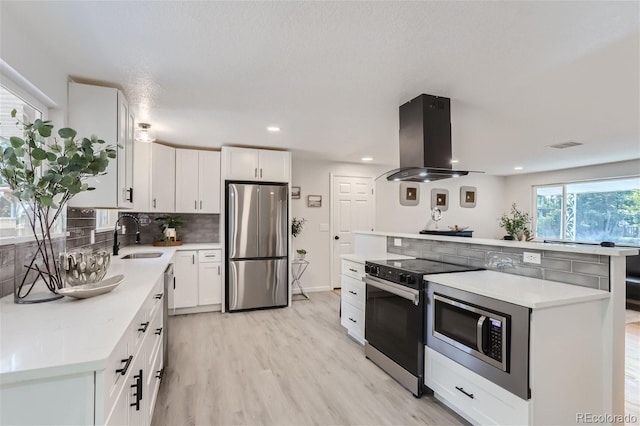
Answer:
365;275;423;377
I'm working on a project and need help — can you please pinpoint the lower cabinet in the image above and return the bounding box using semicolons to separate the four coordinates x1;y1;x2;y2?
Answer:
170;249;222;314
340;259;366;344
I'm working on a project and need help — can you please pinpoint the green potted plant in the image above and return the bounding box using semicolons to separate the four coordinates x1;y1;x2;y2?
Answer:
155;215;184;244
0;110;117;303
291;217;307;260
296;248;307;260
499;203;533;241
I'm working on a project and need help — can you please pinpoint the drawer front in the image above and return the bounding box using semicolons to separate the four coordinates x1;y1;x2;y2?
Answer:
146;305;164;371
341;260;364;280
426;348;529;425
199;249;221;263
104;332;132;415
340;299;364;339
148;279;164;323
341;275;365;310
147;341;164;421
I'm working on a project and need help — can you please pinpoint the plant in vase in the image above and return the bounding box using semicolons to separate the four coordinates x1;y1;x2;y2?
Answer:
0;110;117;303
291;217;307;260
498;203;533;241
296;249;307;260
155;215;183;243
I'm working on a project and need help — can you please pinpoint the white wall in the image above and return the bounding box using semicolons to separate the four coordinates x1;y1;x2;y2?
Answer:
291;157;387;292
503;159;640;213
0;9;68;126
375;174;507;239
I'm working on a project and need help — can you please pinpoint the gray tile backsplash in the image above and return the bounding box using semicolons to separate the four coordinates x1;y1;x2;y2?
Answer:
118;212;219;245
387;236;612;291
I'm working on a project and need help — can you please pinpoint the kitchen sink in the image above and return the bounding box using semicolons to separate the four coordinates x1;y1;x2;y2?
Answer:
121;252;163;259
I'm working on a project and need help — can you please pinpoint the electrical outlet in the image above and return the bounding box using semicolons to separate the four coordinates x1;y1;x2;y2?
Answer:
523;252;541;264
394;238;402;247
90;230;95;245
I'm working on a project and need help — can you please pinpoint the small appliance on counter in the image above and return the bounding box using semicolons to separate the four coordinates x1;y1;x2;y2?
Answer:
363;258;481;397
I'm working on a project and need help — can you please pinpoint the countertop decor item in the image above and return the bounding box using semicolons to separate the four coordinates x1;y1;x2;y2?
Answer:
57;274;124;299
61;251;111;286
0;110;116;303
499;203;533;241
155;214;183;243
430;207;443;229
296;249;307;260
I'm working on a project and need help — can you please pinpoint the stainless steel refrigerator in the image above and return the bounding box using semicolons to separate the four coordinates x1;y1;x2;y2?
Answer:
226;182;288;311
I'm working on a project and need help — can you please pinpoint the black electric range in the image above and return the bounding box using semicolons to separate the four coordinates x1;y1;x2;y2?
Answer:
365;258;481;290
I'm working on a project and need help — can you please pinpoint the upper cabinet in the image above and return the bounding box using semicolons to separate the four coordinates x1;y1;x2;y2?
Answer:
68;82;134;209
133;141;175;213
175;149;220;214
222;147;290;182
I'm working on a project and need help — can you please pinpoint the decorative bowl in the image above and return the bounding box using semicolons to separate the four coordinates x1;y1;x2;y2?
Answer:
448;225;469;232
60;251;111;286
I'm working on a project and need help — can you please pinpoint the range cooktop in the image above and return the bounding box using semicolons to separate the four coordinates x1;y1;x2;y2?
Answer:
365;258;483;289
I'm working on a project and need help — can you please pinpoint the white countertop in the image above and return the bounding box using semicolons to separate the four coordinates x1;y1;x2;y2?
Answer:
340;253;415;264
424;270;610;309
355;231;639;257
0;243;218;385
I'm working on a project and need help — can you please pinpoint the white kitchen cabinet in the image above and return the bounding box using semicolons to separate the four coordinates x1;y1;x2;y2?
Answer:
198;250;222;306
175;149;220;213
68;82;134;209
223;146;290;182
173;250;199;309
340;259;366;344
151;143;176;212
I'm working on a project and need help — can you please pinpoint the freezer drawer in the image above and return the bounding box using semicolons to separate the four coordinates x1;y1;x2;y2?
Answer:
227;259;288;311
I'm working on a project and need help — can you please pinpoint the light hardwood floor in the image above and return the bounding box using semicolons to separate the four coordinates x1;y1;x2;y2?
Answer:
152;292;466;425
625;310;640;424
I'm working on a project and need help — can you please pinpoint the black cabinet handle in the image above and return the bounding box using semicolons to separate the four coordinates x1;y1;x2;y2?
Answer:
155;327;163;335
126;187;133;202
348;317;356;323
154;293;163;300
156;368;164;380
116;355;133;375
455;386;474;399
130;369;143;410
348;290;357;295
138;322;150;333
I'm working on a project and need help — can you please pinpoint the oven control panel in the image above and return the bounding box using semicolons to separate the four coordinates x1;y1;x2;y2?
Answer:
365;262;422;288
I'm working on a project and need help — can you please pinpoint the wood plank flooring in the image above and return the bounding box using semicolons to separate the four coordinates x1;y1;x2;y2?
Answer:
151;291;466;425
625;310;640;424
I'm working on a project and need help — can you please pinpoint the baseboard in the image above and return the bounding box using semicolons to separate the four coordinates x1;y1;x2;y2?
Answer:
169;304;221;316
292;284;331;294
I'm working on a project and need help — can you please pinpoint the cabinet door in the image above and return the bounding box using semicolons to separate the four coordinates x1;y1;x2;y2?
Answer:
174;251;198;309
198;151;221;213
133;140;152;212
259;150;290;182
175;149;199;213
225;147;259;180
124;110;135;206
151;144;175;212
198;261;222;306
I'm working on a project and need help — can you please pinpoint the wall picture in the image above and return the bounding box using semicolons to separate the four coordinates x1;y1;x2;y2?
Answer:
291;186;301;199
307;195;322;208
430;188;449;211
460;186;477;208
399;182;420;206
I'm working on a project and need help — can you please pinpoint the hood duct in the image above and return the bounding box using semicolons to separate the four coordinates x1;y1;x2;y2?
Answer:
379;94;478;182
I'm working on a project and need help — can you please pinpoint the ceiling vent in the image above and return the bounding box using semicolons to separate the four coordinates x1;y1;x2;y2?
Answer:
548;141;583;149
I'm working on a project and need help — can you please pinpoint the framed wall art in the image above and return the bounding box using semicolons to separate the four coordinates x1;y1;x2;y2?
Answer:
291;186;301;199
460;186;477;208
307;195;322;208
430;188;449;211
399;182;420;206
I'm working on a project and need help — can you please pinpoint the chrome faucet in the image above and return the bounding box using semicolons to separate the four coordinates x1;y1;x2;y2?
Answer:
113;214;141;255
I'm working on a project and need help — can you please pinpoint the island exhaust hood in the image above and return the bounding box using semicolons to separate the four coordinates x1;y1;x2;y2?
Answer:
379;94;478;182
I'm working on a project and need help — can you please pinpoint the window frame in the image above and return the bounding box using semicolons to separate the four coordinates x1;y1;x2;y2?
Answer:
532;175;640;247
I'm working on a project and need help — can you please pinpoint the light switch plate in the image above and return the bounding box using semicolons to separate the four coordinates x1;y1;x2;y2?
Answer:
523;252;541;264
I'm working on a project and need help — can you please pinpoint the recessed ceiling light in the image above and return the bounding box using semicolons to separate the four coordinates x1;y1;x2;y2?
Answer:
419;172;427;177
423;179;430;183
451;159;459;164
452;173;460;178
361;156;373;162
267;126;280;133
514;166;524;170
393;178;400;182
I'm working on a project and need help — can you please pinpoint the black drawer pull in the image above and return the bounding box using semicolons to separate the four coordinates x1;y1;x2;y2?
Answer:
455;386;474;399
348;317;357;323
348;290;357;295
138;322;150;332
130;369;143;410
154;293;163;300
156;368;164;380
155;327;163;335
116;355;133;375
349;268;358;273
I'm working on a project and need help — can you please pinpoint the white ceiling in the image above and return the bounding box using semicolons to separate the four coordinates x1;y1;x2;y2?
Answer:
2;1;639;176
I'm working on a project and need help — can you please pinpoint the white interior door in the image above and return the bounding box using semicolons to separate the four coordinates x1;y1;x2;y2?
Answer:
331;175;374;289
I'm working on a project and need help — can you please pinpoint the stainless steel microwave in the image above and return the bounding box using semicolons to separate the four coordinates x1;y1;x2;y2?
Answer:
426;282;531;400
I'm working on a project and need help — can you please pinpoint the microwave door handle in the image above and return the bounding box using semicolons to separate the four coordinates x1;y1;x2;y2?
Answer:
476;316;487;353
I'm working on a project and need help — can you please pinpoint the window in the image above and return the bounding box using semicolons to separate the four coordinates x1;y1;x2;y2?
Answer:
0;75;64;240
534;177;640;245
96;209;118;231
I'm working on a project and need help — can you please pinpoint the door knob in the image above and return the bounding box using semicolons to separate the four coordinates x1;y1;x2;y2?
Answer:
334;236;339;240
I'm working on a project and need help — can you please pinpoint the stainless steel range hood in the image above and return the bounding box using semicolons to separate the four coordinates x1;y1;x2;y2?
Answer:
379;94;478;182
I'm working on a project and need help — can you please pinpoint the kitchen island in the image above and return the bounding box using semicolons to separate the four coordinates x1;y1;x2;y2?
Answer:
0;243;219;425
353;230;637;422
